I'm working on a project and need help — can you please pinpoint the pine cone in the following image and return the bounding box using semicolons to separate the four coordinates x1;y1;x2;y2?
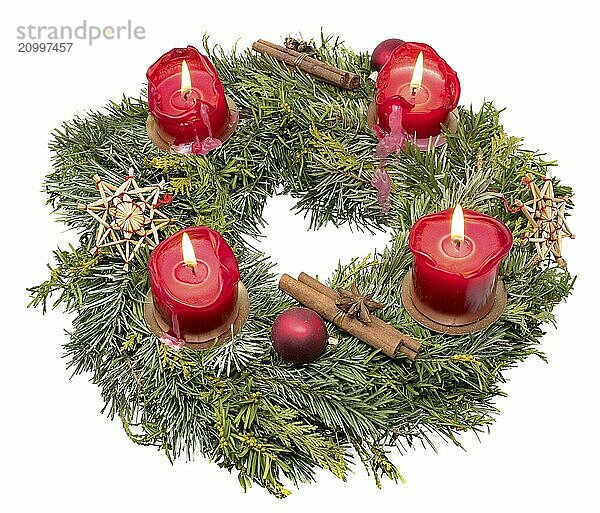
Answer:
284;37;317;56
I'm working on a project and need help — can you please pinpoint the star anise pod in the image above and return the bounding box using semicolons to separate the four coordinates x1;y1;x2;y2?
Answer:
335;283;384;324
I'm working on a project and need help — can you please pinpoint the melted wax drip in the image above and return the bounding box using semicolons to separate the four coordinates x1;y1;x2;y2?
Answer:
160;332;185;351
372;164;392;213
159;312;185;350
191;103;223;155
375;104;411;158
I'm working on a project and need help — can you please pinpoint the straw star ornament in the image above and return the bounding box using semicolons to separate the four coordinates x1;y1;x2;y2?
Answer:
513;173;574;267
78;169;173;269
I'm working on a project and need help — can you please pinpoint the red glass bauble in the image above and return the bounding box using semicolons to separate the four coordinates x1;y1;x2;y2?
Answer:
370;38;405;72
271;307;328;364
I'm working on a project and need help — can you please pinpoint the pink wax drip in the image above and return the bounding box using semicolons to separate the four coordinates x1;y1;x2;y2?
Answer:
371;164;392;213
375;104;411;158
160;332;185;351
192;103;223;154
170;311;181;339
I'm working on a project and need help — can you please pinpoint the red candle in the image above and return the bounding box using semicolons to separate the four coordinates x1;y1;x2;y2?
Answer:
408;206;512;325
148;227;240;341
376;42;460;139
147;46;234;154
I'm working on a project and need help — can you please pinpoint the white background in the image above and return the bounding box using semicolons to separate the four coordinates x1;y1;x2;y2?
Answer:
1;1;598;511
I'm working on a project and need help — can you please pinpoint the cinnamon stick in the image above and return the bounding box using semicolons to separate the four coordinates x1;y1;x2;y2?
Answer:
298;273;421;354
279;274;419;361
252;39;360;90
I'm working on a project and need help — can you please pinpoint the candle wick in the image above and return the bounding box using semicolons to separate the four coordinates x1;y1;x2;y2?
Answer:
184;262;197;274
182;90;197;107
453;239;462;251
409;87;419;105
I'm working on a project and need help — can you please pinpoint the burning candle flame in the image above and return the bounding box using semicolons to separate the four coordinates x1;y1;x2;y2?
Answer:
451;204;465;244
410;51;424;96
181;232;197;268
181;60;192;97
